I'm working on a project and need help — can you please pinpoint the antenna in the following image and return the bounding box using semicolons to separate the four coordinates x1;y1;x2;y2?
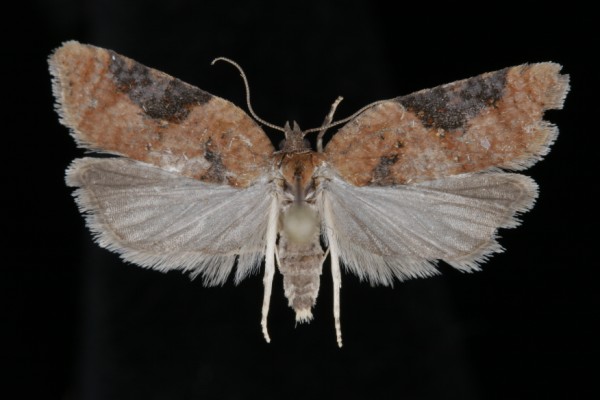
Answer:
211;57;285;132
317;96;344;152
302;99;390;135
212;58;389;143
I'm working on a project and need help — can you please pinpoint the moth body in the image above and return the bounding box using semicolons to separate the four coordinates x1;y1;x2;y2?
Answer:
278;219;323;323
276;125;326;322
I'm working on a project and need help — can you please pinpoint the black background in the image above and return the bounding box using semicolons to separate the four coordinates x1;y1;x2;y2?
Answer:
6;1;596;399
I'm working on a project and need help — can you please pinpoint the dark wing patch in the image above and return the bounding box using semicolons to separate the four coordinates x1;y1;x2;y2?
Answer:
397;68;507;130
108;50;212;123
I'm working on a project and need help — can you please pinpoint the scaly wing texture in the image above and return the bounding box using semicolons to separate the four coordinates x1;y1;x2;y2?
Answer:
50;41;274;187
321;172;537;285
67;158;273;285
325;63;569;186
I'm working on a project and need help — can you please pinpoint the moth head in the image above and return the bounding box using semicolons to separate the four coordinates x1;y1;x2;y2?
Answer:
279;121;311;152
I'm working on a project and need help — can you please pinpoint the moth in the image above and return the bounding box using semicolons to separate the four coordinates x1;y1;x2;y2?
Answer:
49;41;569;347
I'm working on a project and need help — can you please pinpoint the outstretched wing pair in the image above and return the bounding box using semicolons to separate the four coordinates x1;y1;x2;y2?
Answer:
50;41;568;341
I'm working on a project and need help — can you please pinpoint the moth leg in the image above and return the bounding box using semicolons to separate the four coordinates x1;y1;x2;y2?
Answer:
323;196;343;347
261;196;279;344
319;248;330;269
329;238;343;348
261;258;274;343
274;243;282;268
317;96;344;152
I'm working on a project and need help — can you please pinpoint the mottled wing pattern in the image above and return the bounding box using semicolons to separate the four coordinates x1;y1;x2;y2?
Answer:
50;41;274;187
325;63;569;186
321;172;537;285
67;158;272;285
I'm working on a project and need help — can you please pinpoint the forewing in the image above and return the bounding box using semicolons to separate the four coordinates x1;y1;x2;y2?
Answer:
67;158;273;285
325;63;569;186
50;41;274;187
321;172;537;285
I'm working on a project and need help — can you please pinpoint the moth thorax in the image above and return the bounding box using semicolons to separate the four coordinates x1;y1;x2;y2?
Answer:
282;204;319;243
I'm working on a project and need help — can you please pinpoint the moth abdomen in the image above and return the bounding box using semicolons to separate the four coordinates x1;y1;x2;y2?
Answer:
277;228;324;323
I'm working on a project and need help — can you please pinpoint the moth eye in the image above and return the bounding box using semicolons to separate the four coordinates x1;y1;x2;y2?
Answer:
278;139;287;150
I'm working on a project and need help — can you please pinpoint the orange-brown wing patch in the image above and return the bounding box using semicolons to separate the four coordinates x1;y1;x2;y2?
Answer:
325;63;569;186
49;41;274;187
